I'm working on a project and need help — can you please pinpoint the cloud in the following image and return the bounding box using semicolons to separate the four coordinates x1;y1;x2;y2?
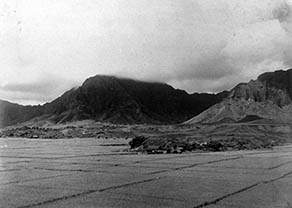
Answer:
273;1;292;23
1;0;292;104
0;74;78;104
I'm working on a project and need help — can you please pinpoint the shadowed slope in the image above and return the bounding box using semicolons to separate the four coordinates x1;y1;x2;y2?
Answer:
0;75;228;127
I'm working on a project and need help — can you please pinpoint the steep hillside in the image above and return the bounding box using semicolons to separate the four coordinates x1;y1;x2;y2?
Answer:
231;69;292;106
185;98;292;124
186;69;292;124
40;75;228;124
0;100;42;127
0;75;228;127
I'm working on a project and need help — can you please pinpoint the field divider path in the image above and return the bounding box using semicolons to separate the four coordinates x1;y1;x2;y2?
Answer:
0;173;74;186
32;166;113;174
193;170;292;208
16;176;164;208
148;156;243;174
0;152;138;160
267;160;292;170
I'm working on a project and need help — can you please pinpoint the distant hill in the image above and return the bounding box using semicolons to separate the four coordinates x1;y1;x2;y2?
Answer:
185;69;292;124
0;100;42;127
0;75;228;127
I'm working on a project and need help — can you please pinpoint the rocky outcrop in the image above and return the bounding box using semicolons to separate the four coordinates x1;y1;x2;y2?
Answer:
185;98;292;124
230;69;292;107
186;68;292;124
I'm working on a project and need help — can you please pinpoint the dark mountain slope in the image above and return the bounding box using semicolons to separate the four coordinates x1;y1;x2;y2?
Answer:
42;75;228;124
0;75;228;127
0;100;42;127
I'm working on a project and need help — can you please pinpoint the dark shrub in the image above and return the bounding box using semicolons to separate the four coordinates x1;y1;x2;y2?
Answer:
204;141;223;151
129;136;147;148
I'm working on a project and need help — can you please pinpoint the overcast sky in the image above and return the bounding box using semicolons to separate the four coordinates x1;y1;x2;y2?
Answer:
1;0;292;105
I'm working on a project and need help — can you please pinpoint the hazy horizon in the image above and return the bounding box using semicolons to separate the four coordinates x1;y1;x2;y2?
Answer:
1;0;292;105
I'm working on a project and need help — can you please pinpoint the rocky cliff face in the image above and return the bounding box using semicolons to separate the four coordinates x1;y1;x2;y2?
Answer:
230;69;292;107
186;69;292;124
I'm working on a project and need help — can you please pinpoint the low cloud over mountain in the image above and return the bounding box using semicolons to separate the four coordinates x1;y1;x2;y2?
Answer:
0;75;228;127
1;0;292;104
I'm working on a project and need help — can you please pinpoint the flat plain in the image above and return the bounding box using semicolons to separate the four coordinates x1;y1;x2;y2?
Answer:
1;137;292;208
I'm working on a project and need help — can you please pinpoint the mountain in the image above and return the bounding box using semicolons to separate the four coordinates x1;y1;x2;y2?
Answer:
0;100;42;127
185;69;292;124
231;69;292;107
0;75;228;127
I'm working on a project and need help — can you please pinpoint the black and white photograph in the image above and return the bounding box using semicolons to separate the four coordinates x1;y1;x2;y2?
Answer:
1;0;292;207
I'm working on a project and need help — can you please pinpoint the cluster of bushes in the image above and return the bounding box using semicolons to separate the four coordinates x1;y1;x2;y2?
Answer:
128;136;226;153
129;136;147;148
128;134;279;154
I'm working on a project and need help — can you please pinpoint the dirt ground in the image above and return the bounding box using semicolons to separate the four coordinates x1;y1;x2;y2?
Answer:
1;137;292;208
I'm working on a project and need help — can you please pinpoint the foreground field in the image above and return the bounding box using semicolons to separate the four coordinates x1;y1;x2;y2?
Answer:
1;137;292;208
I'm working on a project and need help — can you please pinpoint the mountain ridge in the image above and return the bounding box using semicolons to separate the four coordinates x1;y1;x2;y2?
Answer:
186;68;292;124
3;68;292;128
0;75;228;127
